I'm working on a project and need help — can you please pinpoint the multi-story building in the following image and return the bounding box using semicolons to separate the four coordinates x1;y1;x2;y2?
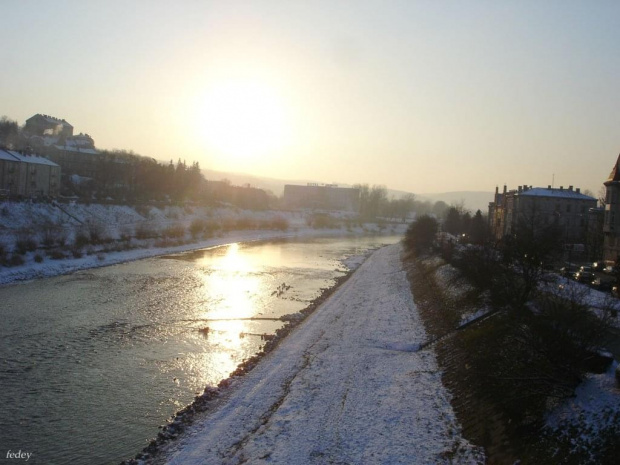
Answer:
489;184;597;244
283;184;360;212
0;149;61;197
603;154;620;263
24;114;73;138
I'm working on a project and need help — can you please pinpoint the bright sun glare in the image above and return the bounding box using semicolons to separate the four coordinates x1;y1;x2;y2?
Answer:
194;80;291;164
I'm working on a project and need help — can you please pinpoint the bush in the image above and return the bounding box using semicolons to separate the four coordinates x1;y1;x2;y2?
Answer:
85;220;107;244
189;219;206;238
270;216;289;231
236;216;257;230
14;228;38;255
307;213;339;229
40;223;67;248
74;227;90;248
47;249;68;260
135;221;158;239
403;215;438;254
34;253;44;263
162;223;185;239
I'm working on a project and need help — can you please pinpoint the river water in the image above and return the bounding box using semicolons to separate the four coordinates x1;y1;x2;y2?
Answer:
0;234;401;464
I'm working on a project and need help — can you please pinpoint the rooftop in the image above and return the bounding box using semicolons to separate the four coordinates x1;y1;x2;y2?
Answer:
0;149;60;167
519;186;595;201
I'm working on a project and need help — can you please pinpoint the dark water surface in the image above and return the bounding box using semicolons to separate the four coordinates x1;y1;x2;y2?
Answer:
0;235;400;464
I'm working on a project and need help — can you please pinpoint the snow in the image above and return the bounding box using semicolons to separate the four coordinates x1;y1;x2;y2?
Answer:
519;187;595;200
0;201;407;286
154;244;484;465
545;361;620;460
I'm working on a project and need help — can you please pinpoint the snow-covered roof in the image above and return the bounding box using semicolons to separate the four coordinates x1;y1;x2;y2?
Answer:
54;145;99;155
0;149;59;167
27;113;73;128
519;187;595;201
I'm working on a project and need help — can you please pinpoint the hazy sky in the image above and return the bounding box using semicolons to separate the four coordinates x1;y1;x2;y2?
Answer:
2;0;619;195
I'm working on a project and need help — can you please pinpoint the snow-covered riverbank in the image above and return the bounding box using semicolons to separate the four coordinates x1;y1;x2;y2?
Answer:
0;225;404;286
147;244;483;465
0;199;407;285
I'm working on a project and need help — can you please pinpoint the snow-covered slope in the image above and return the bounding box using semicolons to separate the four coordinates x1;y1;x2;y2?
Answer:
154;244;483;465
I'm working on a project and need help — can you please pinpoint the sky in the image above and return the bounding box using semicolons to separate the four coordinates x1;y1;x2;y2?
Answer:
2;0;620;195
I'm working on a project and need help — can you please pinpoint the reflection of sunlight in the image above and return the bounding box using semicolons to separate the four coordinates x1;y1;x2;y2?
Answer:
199;243;260;321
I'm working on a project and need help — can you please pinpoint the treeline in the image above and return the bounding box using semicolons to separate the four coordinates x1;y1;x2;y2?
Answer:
79;151;205;202
354;184;451;221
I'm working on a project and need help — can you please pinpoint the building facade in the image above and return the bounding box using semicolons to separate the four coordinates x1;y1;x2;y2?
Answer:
24;114;74;138
283;184;360;212
489;184;597;244
0;149;61;197
603;154;620;263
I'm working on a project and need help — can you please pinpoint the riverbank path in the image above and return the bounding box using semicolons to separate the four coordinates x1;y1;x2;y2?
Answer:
157;243;483;464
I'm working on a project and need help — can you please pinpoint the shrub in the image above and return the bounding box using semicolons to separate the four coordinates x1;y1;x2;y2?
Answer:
119;225;132;242
403;215;438;254
74;227;90;248
47;249;67;260
34;253;44;263
236;216;257;230
162;223;185;239
14;228;38;255
189;219;206;238
307;213;339;229
135;221;158;239
85;220;107;244
270;216;289;231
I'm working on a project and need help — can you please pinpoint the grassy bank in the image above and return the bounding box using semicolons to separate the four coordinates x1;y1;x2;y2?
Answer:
402;248;620;464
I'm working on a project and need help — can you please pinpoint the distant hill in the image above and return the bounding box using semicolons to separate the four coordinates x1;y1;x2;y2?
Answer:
201;168;492;212
200;169;416;199
417;191;494;213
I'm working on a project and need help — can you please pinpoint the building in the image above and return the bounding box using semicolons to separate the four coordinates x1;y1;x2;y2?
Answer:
283;184;360;212
24;114;73;139
0;149;61;197
603;154;620;263
23;114;100;179
489;184;597;244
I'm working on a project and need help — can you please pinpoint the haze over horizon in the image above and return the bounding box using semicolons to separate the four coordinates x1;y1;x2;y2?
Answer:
2;0;619;196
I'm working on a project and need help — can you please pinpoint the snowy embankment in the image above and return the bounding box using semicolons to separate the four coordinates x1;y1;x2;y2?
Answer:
0;227;379;286
152;244;483;465
0;201;406;285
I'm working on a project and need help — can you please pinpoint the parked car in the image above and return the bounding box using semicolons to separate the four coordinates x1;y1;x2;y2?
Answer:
591;277;613;291
592;261;604;272
574;266;594;283
560;264;578;277
604;265;615;274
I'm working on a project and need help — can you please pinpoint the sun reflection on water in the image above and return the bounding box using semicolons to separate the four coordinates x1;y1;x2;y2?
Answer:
194;243;270;374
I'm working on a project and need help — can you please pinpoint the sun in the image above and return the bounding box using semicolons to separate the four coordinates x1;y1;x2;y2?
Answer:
194;79;291;165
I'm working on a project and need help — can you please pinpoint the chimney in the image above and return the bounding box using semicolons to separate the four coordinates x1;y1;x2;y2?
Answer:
518;186;523;193
503;185;507;194
560;186;564;190
548;185;552;189
569;185;573;191
576;188;581;194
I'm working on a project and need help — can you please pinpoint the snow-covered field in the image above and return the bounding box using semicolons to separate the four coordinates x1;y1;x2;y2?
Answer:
151;244;484;465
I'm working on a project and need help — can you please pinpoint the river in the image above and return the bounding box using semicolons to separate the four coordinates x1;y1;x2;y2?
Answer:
0;234;401;464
